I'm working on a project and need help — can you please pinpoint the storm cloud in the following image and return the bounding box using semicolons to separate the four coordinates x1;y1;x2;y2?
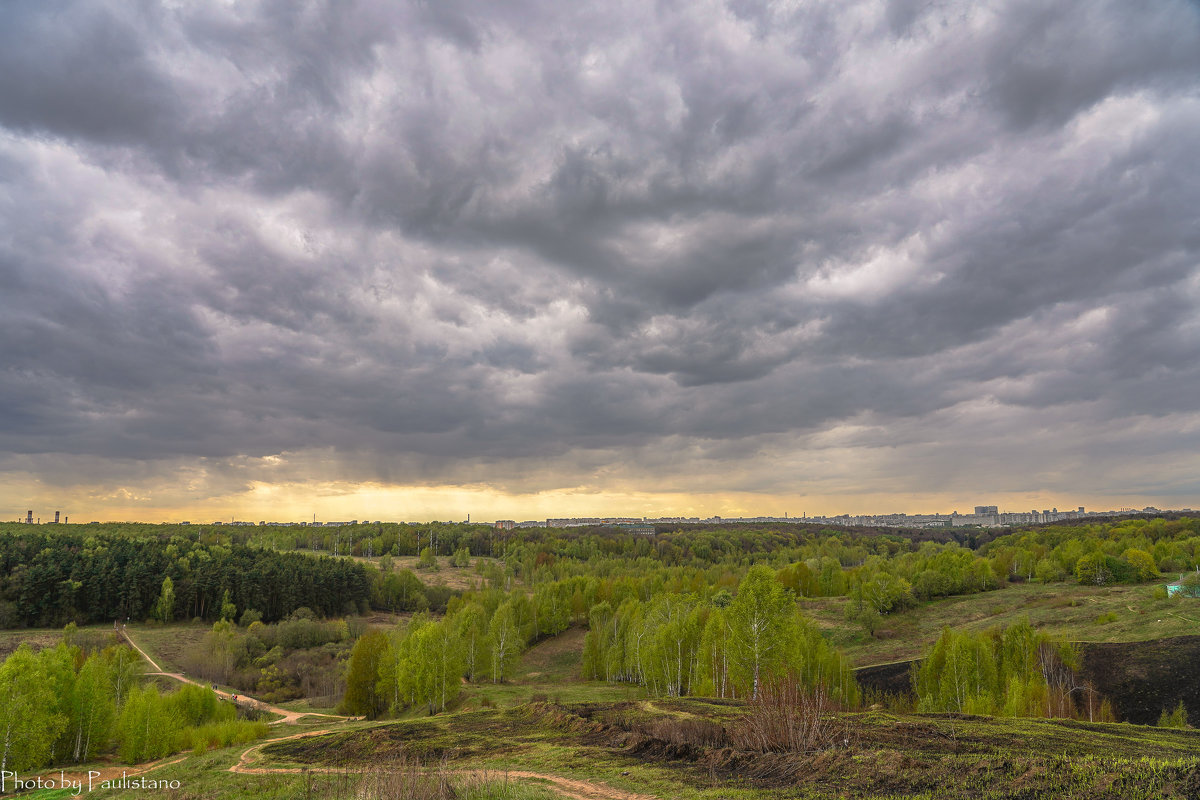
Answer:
1;0;1199;517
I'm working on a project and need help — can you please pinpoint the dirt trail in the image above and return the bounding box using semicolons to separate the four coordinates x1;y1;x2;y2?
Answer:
119;627;347;725
230;730;657;800
461;770;658;800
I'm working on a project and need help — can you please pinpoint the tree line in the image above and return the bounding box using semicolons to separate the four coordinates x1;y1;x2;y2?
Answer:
912;620;1115;722
0;529;370;628
583;566;858;705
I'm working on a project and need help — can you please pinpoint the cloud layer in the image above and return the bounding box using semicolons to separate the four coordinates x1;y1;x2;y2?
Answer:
2;0;1199;518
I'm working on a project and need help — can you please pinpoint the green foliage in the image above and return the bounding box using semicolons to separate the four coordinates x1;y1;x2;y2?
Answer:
115;682;238;763
488;601;522;683
1157;701;1188;728
219;589;238;621
154;576;176;622
372;567;429;612
180;719;270;753
913;620;1085;718
453;603;491;682
729;566;793;699
0;645;67;772
117;684;179;763
0;527;371;628
582;566;857;706
63;652;117;762
342;629;389;718
451;547;472;567
418;546;438;570
1122;549;1160;581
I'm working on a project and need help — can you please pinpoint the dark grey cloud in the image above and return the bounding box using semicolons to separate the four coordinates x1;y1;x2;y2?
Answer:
1;0;1199;510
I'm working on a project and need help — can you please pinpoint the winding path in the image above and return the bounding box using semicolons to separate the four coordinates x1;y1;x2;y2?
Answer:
119;627;348;725
117;628;655;799
229;729;657;800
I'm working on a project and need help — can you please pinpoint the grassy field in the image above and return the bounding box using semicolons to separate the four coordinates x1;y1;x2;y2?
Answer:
343;552;506;591
0;626;86;658
124;620;212;671
50;698;1196;800
456;625;645;711
803;581;1200;666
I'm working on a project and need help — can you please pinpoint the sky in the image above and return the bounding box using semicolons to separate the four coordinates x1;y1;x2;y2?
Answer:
1;0;1199;523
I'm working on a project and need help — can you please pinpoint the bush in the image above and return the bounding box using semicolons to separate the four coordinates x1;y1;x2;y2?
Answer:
1158;701;1189;729
731;677;847;753
181;720;270;753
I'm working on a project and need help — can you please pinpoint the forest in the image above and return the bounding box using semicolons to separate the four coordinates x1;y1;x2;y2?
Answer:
0;527;370;628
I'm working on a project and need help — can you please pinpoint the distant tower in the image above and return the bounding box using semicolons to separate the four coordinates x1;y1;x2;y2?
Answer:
25;510;33;524
54;511;60;524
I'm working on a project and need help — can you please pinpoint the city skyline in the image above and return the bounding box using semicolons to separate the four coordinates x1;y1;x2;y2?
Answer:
11;498;1189;528
1;2;1199;520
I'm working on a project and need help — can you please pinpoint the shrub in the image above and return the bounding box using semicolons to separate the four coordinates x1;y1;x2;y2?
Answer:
1158;701;1189;729
731;677;846;753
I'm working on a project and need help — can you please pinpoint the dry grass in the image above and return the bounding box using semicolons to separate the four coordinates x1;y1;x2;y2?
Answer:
731;679;849;754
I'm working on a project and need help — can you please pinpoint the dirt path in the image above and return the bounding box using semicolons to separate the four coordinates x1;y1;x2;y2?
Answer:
461;770;657;800
119;627;348;725
230;730;657;800
230;728;339;773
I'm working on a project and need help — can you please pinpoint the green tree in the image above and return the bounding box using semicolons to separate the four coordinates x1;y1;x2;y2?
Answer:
1158;701;1188;728
67;654;116;762
698;606;732;698
418;547;438;570
452;603;489;682
1075;551;1116;585
342;630;388;718
728;566;793;699
219;589;237;622
116;685;181;762
409;619;464;714
154;577;176;623
1122;549;1159;582
0;645;66;772
488;601;521;683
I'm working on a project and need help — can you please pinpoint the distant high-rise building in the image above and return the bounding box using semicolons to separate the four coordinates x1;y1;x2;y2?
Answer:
25;510;33;524
54;511;60;524
1078;507;1085;513
974;505;998;515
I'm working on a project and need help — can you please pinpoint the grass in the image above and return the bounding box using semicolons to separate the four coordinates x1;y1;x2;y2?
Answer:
123;620;210;673
232;699;1200;800
0;627;71;658
456;624;645;711
803;580;1200;666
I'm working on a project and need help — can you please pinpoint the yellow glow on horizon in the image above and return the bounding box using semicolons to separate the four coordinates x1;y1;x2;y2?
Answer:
5;477;1172;524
